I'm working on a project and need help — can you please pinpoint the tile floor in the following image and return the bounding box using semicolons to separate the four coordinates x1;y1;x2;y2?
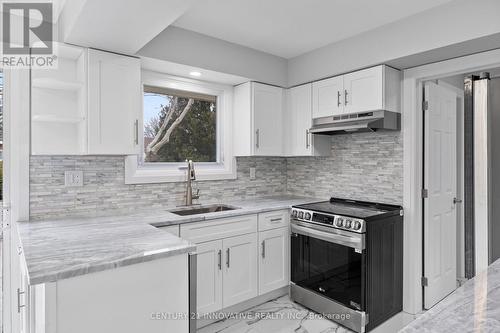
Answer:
197;295;354;333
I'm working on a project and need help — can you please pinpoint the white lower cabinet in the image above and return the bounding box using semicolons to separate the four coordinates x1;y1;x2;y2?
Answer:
223;233;258;307
258;227;289;294
196;240;223;315
183;211;290;316
20;254;190;333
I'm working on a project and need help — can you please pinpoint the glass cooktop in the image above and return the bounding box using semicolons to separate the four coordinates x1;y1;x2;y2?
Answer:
293;200;392;219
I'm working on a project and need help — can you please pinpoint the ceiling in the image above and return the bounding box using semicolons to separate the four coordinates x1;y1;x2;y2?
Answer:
173;0;456;59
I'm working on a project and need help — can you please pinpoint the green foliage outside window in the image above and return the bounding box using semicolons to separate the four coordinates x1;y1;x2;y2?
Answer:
144;88;217;163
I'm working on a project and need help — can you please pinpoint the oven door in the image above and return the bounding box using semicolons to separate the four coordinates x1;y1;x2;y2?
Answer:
291;221;366;311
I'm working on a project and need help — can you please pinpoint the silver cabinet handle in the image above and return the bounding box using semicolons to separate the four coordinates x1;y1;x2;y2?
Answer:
305;129;310;148
226;248;230;268
270;218;282;223
337;91;341;107
218;249;222;270
134;119;139;145
17;288;25;313
291;223;364;250
261;240;266;258
255;129;260;149
344;90;348;106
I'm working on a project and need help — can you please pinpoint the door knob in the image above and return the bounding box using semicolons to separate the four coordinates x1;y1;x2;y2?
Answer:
453;198;463;204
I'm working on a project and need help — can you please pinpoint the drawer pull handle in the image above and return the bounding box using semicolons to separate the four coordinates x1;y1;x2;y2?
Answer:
270;218;282;223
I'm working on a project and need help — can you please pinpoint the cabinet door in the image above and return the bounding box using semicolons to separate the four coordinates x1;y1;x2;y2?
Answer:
253;83;284;156
343;65;383;114
287;84;312;156
196;240;223;314
312;76;344;118
223;233;258;307
259;228;289;294
88;49;141;154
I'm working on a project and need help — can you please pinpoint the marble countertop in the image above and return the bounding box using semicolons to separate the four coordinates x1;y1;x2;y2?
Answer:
401;259;500;332
18;195;321;285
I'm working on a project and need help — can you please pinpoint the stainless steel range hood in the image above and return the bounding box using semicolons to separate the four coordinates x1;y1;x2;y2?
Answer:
309;110;400;135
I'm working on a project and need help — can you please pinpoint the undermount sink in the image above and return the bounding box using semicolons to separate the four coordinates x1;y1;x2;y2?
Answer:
169;204;239;216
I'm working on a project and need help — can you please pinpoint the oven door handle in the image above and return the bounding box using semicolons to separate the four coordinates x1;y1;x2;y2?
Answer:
291;223;364;250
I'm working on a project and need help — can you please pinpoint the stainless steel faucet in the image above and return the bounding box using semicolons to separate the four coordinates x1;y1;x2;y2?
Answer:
185;160;200;206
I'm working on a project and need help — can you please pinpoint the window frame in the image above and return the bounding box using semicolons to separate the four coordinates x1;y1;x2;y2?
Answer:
125;70;236;184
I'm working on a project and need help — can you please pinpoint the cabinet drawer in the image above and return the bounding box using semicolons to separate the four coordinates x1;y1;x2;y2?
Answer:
258;210;289;231
157;225;179;237
180;214;257;243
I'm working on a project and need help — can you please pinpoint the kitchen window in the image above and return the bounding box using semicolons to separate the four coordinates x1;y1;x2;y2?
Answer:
125;71;235;184
143;86;217;163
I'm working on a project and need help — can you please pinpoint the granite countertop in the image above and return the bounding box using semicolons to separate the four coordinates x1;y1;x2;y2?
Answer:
400;259;500;332
18;195;321;285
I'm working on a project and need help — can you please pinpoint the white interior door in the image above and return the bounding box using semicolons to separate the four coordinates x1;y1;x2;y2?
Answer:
424;81;458;309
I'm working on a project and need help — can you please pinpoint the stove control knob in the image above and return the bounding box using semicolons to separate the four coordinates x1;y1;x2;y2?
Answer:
336;218;344;227
352;221;362;230
344;219;352;229
292;210;298;218
304;212;311;220
298;211;304;219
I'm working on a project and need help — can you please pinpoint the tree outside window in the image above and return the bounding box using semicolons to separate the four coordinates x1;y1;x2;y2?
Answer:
143;86;217;163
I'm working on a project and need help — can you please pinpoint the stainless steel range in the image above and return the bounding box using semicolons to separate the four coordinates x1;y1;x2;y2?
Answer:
289;198;403;333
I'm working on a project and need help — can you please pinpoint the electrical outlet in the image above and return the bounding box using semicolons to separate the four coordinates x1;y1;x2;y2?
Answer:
249;167;256;180
65;170;83;187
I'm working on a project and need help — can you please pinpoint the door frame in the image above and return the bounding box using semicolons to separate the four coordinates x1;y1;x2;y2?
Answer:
403;48;500;314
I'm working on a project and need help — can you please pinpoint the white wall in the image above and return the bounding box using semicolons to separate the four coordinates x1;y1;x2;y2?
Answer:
288;0;500;86
138;26;288;87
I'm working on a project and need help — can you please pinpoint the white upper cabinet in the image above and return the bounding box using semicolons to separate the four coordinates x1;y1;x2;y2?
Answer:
31;43;88;155
31;44;141;155
311;65;401;118
285;84;330;156
312;76;344;118
88;49;141;155
343;65;401;114
233;82;284;156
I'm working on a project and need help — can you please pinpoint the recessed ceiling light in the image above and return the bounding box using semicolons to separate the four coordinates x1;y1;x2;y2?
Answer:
189;71;202;77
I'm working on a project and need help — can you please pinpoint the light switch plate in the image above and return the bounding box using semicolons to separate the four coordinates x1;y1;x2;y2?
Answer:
249;167;256;180
65;170;83;187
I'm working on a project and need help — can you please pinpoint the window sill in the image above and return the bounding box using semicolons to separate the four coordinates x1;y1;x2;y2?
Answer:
124;156;237;184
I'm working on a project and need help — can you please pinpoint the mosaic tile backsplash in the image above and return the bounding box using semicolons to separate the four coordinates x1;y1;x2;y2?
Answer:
286;131;403;204
30;131;402;220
